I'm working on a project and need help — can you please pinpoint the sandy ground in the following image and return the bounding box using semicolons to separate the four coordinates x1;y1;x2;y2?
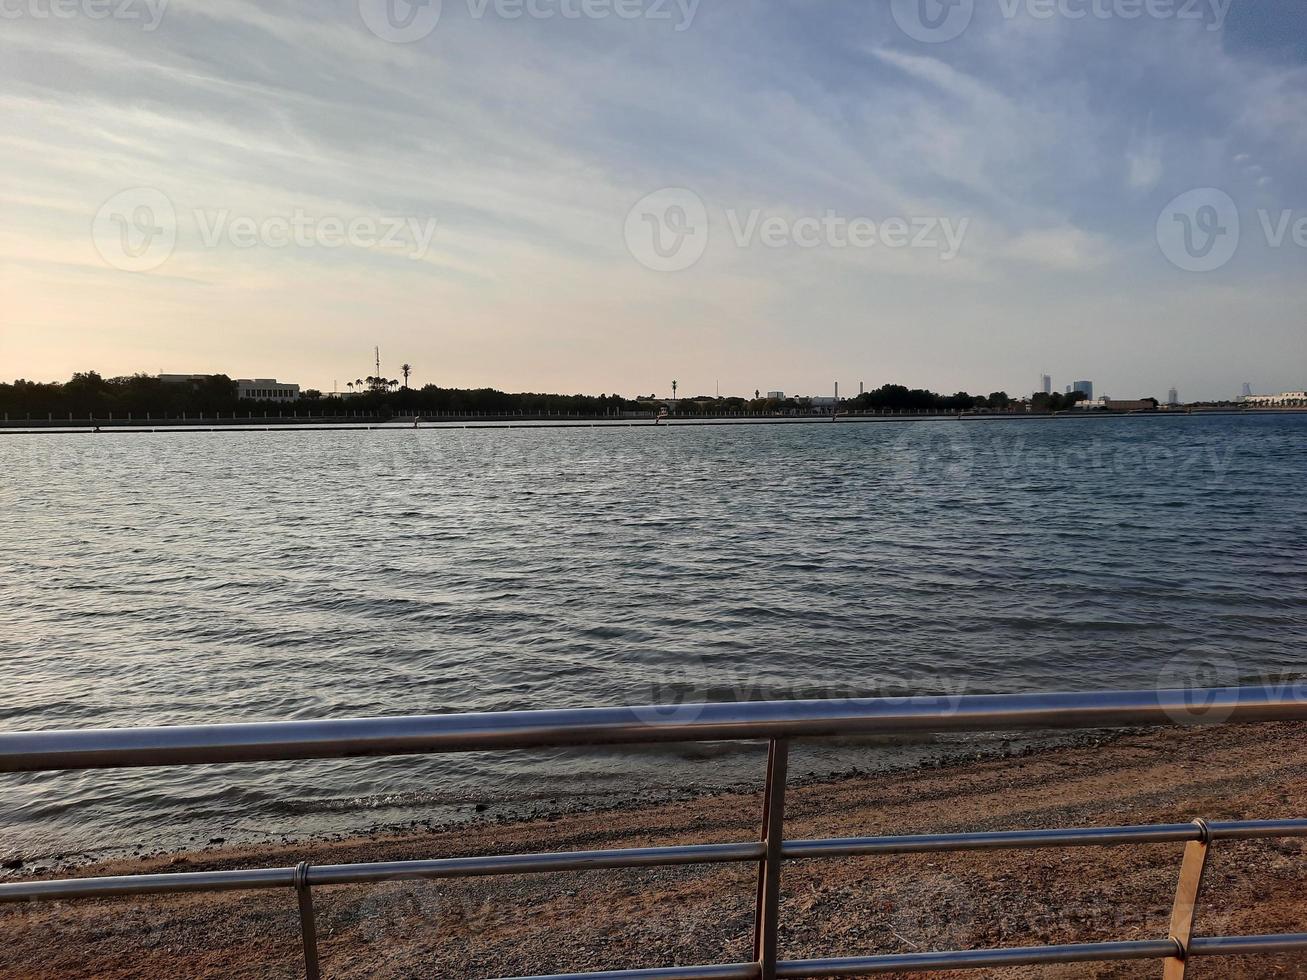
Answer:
1;721;1304;979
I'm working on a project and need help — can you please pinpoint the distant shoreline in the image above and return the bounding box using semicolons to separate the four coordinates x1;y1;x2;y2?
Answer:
1;407;1303;436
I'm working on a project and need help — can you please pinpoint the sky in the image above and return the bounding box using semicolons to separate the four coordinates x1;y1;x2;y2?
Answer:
1;0;1305;401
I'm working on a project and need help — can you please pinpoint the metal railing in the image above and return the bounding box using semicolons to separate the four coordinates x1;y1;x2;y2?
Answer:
1;686;1305;978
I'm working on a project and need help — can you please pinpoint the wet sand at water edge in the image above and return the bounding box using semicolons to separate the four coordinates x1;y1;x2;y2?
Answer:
1;721;1305;979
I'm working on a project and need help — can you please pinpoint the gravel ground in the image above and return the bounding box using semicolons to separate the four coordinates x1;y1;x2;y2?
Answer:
1;721;1305;979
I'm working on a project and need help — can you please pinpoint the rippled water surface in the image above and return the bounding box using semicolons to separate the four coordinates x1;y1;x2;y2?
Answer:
2;414;1305;863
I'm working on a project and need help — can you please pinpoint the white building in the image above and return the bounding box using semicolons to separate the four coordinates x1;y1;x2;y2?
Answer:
236;378;300;402
1244;391;1307;406
766;390;785;400
802;395;839;414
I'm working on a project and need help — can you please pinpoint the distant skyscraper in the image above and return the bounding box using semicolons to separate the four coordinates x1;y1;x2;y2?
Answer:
1072;380;1094;401
1167;387;1179;406
1041;373;1052;395
1241;382;1253;401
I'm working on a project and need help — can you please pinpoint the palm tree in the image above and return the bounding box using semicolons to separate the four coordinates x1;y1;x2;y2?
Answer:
346;381;354;393
401;363;412;389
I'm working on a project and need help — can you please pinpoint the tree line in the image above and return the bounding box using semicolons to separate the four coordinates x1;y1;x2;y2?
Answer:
0;372;648;418
0;372;1089;419
2;373;239;417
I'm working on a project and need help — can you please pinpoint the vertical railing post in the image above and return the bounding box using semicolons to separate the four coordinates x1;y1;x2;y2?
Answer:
754;738;789;980
1163;818;1211;980
294;862;322;980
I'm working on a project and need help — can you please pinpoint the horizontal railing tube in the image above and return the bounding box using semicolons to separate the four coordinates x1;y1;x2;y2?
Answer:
307;842;767;886
0;843;765;904
0;867;295;902
1;686;1305;772
1207;819;1307;840
489;967;759;980
5;817;1306;906
783;823;1212;858
774;940;1184;976
1190;933;1307;956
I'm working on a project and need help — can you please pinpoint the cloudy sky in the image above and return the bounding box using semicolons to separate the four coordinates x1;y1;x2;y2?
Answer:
2;0;1304;400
